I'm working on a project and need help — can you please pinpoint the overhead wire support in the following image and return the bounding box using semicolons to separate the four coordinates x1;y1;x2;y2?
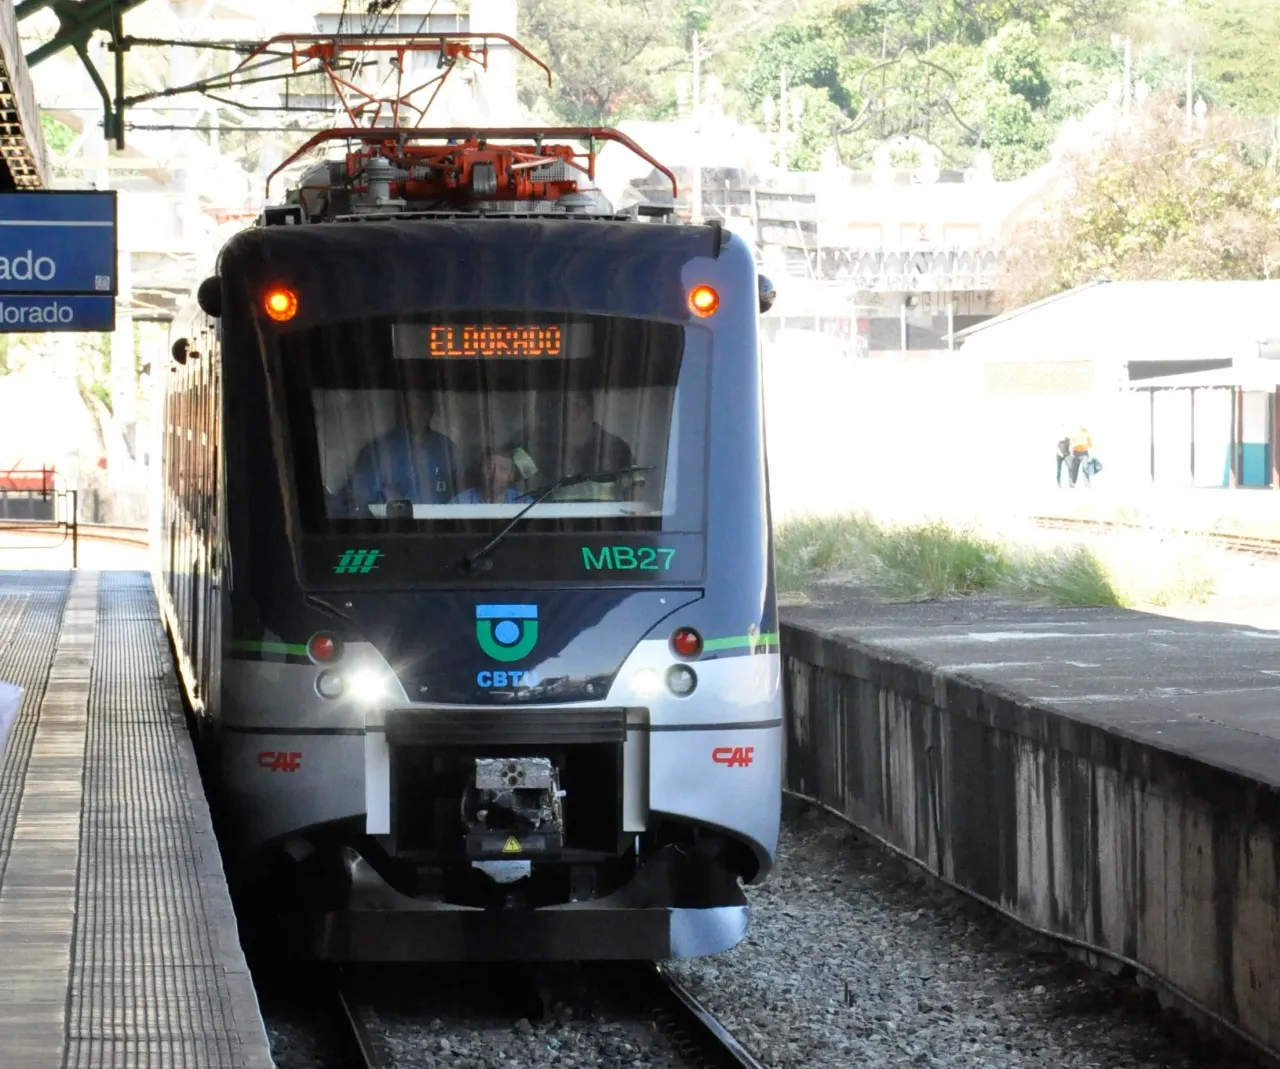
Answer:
262;126;679;203
225;32;552;130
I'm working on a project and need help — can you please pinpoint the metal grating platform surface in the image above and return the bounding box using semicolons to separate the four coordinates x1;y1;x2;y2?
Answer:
0;572;71;887
0;571;274;1069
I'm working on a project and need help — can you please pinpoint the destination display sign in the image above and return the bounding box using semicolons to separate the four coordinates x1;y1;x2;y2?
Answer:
394;322;591;360
0;191;117;297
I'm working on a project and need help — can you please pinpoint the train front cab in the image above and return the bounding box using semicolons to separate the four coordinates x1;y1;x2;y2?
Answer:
212;219;782;962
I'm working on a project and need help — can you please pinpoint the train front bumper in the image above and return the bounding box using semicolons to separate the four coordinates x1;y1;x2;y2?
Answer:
288;844;751;962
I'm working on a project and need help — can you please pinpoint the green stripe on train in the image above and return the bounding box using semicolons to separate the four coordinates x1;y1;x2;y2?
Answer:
230;639;310;657
702;632;780;652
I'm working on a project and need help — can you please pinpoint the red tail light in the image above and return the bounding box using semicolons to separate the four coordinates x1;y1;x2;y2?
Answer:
308;633;341;664
670;628;703;659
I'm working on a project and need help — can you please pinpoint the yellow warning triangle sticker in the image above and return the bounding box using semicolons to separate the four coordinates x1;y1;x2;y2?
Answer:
502;835;522;854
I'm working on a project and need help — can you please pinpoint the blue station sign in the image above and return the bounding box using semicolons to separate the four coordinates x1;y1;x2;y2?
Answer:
0;191;117;333
0;295;117;332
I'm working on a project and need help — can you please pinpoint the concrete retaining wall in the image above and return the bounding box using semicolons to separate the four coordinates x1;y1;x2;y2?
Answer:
780;621;1280;1058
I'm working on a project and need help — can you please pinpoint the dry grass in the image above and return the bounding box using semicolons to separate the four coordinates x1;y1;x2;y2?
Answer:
775;513;1215;608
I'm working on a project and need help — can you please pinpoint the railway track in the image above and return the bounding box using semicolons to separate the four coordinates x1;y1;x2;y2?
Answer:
0;522;148;549
1030;515;1280;558
334;962;767;1069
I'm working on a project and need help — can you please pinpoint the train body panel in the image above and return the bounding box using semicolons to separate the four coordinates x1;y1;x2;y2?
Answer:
156;206;781;962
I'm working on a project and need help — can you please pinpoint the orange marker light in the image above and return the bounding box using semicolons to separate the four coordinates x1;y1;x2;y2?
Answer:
263;287;299;322
688;285;719;317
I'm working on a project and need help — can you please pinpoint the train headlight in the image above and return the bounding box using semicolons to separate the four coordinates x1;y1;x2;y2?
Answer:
631;668;662;697
315;671;344;700
665;664;697;697
349;671;387;704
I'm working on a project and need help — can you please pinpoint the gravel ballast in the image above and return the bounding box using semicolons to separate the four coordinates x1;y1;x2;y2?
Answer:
261;960;689;1069
670;801;1256;1069
260;802;1259;1069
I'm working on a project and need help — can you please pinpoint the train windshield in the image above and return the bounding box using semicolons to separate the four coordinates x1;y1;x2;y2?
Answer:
280;312;708;541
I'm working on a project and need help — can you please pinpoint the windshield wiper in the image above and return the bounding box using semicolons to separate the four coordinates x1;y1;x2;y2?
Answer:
461;465;654;575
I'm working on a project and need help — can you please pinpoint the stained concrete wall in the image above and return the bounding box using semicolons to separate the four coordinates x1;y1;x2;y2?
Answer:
780;622;1280;1058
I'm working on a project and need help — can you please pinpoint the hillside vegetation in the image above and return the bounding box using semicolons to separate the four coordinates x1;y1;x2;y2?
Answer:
517;0;1280;180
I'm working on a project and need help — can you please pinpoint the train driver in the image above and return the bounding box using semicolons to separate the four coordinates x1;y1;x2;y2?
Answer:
343;391;459;512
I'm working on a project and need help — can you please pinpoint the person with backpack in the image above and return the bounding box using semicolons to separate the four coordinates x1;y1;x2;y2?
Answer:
1070;425;1095;487
1055;431;1072;487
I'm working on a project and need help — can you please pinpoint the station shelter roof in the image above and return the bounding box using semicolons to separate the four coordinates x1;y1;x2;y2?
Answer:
951;280;1280;373
0;2;47;188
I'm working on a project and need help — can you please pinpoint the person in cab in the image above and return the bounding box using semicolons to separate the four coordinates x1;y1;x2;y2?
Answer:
562;392;632;477
343;392;459;512
452;444;533;505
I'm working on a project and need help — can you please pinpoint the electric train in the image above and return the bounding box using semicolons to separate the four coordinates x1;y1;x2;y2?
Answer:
153;118;782;962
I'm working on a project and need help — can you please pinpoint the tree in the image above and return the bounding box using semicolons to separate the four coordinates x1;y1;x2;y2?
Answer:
518;0;682;123
1187;0;1280;118
516;0;801;124
1000;94;1280;304
739;19;850;113
985;21;1050;107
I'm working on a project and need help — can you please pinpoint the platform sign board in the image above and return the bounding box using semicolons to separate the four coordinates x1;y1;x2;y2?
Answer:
0;190;117;332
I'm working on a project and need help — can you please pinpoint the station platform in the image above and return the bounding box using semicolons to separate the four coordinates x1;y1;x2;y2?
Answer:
784;586;1280;781
0;570;274;1068
780;585;1280;1060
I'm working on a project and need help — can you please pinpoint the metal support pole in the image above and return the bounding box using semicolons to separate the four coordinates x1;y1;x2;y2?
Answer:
1229;387;1240;488
1149;390;1155;483
70;489;78;569
1272;387;1280;489
691;30;702;224
1189;388;1195;485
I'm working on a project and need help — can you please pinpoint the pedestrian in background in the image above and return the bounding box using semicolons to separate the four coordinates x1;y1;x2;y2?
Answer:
1070;425;1094;487
1055;430;1072;487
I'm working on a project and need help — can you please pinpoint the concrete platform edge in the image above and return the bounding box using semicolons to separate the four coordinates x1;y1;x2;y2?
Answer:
780;620;1280;1062
171;691;277;1069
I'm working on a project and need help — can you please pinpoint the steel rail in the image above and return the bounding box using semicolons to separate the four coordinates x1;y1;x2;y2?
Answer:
1030;515;1280;558
335;977;392;1069
636;962;768;1069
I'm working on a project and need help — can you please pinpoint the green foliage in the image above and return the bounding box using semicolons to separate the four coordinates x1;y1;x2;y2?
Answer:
784;86;848;170
1002;97;1280;302
1044;58;1114;124
40;113;76;155
518;0;678;122
1187;0;1280;118
980;83;1051;177
985;22;1050;106
87;381;113;415
517;0;1280;180
517;0;801;123
773;513;1128;606
740;20;850;113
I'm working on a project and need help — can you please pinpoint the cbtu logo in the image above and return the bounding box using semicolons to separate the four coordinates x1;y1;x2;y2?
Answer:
475;603;539;662
477;669;540;689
